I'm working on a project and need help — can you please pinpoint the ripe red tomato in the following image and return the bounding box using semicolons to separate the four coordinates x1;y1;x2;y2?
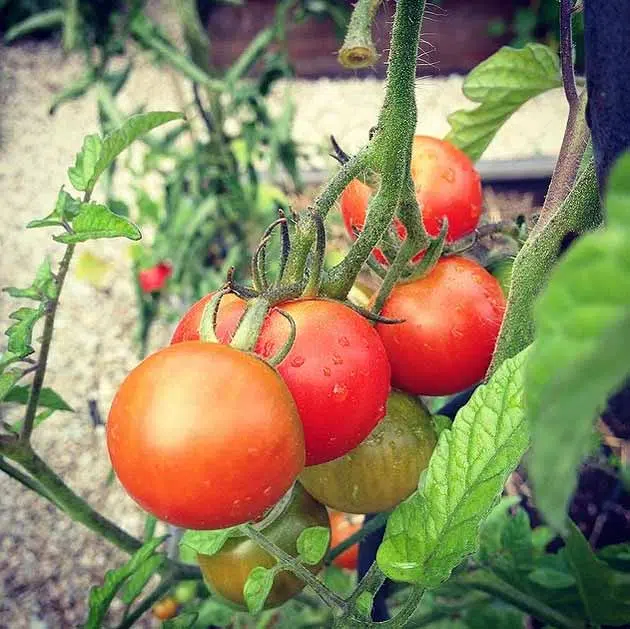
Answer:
198;484;329;609
340;136;482;260
170;291;243;343
300;391;436;514
138;261;172;293
374;256;506;396
107;342;305;529
152;596;178;620
172;298;391;466
329;511;363;570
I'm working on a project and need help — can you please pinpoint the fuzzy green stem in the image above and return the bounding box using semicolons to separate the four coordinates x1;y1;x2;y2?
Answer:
21;244;74;443
230;296;271;352
338;0;382;69
175;0;212;73
242;524;346;610
323;0;427;299
303;213;326;298
488;158;601;374
455;571;581;629
0;455;64;508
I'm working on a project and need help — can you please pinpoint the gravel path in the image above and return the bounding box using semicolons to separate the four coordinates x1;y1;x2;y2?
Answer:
0;20;566;628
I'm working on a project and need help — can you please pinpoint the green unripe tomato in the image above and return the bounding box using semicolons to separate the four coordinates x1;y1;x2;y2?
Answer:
174;580;197;604
300;391;437;514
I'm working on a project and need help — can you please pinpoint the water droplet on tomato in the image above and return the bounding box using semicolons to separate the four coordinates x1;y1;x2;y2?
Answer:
323;367;332;376
263;486;272;496
332;352;343;365
377;405;386;418
452;328;464;339
338;336;350;347
332;383;348;401
232;499;241;508
291;355;305;368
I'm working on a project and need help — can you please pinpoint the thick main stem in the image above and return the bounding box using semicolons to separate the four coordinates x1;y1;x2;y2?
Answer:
22;244;75;442
338;0;382;69
324;0;428;299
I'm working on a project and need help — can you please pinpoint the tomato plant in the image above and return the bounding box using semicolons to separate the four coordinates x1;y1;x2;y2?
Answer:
329;511;363;571
107;341;305;529
374;257;506;396
340;136;482;262
173;297;391;466
2;0;630;628
300;391;437;514
198;485;329;609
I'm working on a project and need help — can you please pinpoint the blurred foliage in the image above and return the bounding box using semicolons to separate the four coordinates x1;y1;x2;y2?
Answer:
488;0;585;69
3;0;345;355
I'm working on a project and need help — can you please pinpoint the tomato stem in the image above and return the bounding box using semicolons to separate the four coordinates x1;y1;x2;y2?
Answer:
302;212;326;298
337;0;381;69
323;0;429;300
325;511;391;566
21;244;75;443
230;296;272;352
266;310;297;368
199;287;232;343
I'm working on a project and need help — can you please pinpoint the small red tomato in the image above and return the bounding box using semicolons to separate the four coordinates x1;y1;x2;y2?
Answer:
107;342;304;529
374;257;506;396
329;511;363;570
341;136;482;261
138;261;172;293
152;596;178;620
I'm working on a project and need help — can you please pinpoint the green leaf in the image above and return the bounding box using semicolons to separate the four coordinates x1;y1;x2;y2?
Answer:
243;566;275;614
84;536;165;629
3;9;64;43
120;554;166;605
564;520;630;625
296;526;330;565
3;385;73;411
180;529;232;557
193;599;234;627
445;44;562;161
598;543;630;572
27;187;81;229
377;350;529;585
356;592;374;618
0;370;23;402
10;408;55;434
68;134;103;192
478;496;521;564
54;202;141;243
528;567;576;589
3;259;56;301
527;152;630;532
164;613;199;629
431;414;453;437
85;111;184;193
5;306;45;358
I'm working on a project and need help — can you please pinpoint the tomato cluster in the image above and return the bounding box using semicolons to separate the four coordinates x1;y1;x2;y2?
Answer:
106;136;505;609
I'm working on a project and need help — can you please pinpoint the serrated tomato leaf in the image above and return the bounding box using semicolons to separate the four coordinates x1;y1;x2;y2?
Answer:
54;202;141;243
3;259;57;301
120;554;165;605
5;305;45;358
527;152;630;532
68;134;103;192
84;536;166;629
86;111;183;193
243;566;275;614
445;44;561;161
377;350;529;585
297;526;330;565
180;529;233;557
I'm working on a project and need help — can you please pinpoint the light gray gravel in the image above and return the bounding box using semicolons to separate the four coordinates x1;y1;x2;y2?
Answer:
0;15;566;627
